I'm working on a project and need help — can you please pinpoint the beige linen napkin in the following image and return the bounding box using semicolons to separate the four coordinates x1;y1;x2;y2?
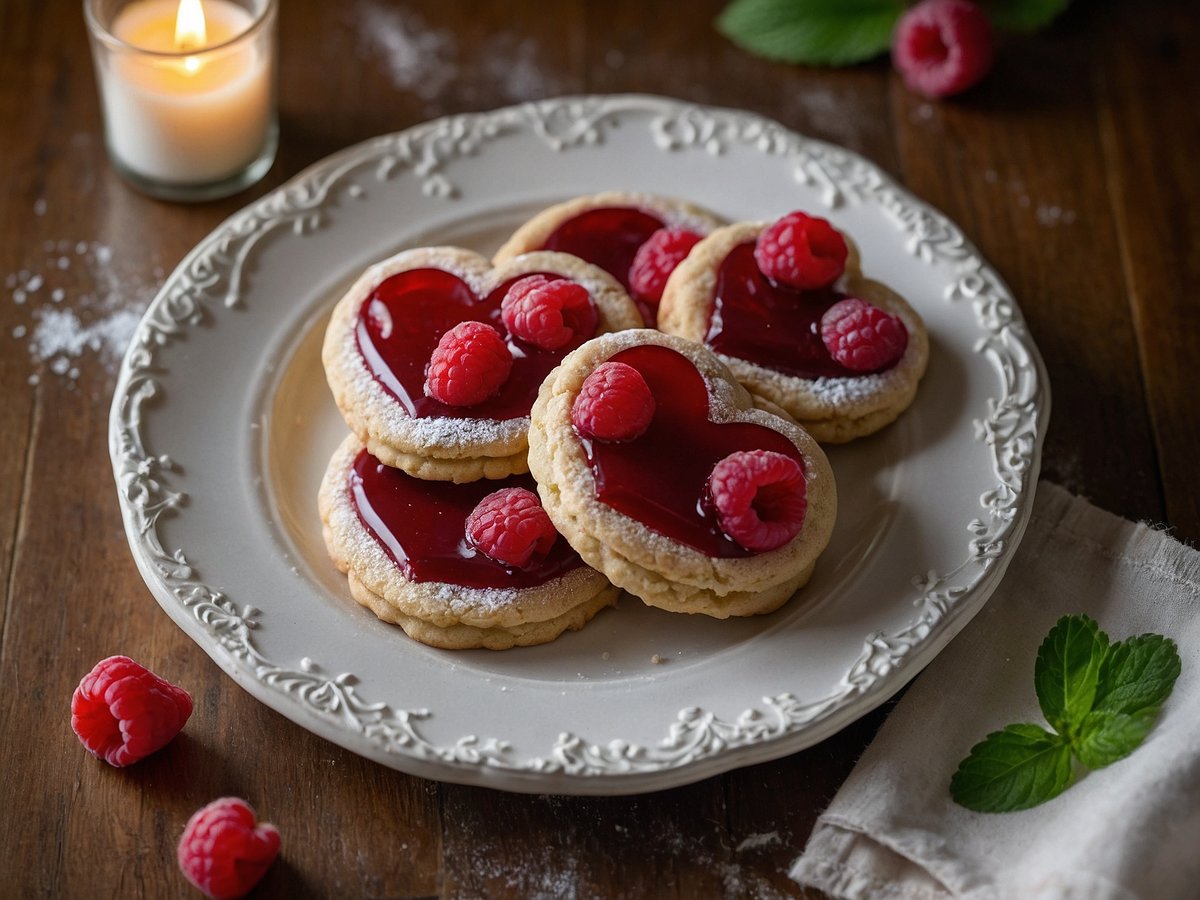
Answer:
791;482;1200;900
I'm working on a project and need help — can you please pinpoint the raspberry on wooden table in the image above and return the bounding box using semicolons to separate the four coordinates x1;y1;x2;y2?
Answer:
820;298;909;373
465;487;558;568
892;0;995;99
628;227;704;305
424;320;513;407
178;798;280;900
500;275;598;350
70;655;192;767
571;361;656;442
707;450;807;552
754;212;848;290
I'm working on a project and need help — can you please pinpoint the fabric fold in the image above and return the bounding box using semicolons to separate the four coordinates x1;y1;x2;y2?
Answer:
791;483;1200;900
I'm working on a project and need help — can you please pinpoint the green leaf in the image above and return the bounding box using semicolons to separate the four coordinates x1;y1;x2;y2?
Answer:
1034;615;1109;736
984;0;1072;33
716;0;905;67
1073;709;1157;769
1093;634;1182;717
951;724;1074;812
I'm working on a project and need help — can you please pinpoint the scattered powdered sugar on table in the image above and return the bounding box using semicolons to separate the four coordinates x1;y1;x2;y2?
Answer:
735;831;782;852
1036;203;1077;227
355;0;560;111
462;806;794;900
478;33;562;102
355;1;458;105
6;237;160;387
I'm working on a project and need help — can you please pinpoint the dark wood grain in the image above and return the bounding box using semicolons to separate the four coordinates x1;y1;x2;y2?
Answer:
891;5;1165;525
1096;0;1200;544
2;0;1198;897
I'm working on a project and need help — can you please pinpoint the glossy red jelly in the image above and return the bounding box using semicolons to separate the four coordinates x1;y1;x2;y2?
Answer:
350;449;584;588
355;269;584;421
581;345;804;558
542;206;665;324
706;241;873;379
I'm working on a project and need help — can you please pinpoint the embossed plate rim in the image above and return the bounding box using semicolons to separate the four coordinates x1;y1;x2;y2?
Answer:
109;94;1049;794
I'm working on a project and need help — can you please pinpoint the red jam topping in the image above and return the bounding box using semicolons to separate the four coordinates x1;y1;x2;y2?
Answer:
349;450;584;588
705;241;874;379
541;206;666;324
580;345;804;558
355;269;584;421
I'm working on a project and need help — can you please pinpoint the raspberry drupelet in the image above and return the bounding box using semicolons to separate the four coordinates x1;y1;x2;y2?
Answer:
571;361;656;442
754;212;848;290
892;0;995;99
500;275;598;351
178;798;280;899
707;450;808;552
465;487;558;568
424;320;513;407
70;655;193;767
628;227;704;306
820;298;909;373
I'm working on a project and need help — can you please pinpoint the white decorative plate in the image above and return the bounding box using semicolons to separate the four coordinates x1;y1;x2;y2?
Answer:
110;95;1049;795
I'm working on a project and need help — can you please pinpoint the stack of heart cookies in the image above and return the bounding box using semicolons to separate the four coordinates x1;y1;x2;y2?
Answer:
319;192;925;650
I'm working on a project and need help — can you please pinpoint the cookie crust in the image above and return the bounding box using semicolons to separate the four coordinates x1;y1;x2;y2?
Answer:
527;330;837;618
322;247;642;482
658;222;930;443
319;435;618;649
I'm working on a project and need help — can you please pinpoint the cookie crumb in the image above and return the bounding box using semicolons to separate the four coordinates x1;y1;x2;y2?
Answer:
650;654;666;665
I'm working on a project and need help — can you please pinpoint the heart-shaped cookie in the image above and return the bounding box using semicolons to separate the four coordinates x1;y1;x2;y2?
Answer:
658;217;930;443
320;434;618;650
493;191;723;326
528;330;836;618
323;247;642;482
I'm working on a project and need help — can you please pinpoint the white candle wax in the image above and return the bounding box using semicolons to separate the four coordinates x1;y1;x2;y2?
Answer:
100;0;272;184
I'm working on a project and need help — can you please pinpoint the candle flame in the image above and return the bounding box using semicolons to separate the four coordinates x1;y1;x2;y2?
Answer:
174;0;207;51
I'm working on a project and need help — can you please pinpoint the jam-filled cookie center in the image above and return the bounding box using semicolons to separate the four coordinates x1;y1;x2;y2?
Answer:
705;241;902;379
541;206;665;291
349;449;584;589
355;268;584;421
579;344;805;558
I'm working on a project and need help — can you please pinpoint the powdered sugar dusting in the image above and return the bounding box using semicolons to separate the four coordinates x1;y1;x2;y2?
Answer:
1036;203;1077;227
356;2;457;105
355;0;560;112
736;831;782;852
7;238;160;387
457;805;794;900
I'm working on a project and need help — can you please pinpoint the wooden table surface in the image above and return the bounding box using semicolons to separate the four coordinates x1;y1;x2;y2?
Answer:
2;0;1197;897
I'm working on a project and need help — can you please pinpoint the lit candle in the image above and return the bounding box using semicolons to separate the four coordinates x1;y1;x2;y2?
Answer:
86;0;277;200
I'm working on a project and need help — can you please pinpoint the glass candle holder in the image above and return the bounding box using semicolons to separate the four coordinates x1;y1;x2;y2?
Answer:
84;0;278;202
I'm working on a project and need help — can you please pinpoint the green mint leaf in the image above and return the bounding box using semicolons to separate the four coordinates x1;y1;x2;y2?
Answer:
1073;709;1157;769
1034;614;1108;736
951;724;1074;812
1093;634;1182;717
984;0;1072;33
716;0;905;67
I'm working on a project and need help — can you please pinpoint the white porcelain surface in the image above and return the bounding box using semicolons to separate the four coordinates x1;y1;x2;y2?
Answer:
109;95;1049;794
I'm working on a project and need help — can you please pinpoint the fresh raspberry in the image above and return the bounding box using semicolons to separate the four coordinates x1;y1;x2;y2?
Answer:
820;298;909;372
70;655;193;767
892;0;995;99
628;227;704;305
571;361;655;442
707;450;807;553
500;275;598;350
465;487;558;568
754;212;848;290
178;798;280;900
424;320;513;407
